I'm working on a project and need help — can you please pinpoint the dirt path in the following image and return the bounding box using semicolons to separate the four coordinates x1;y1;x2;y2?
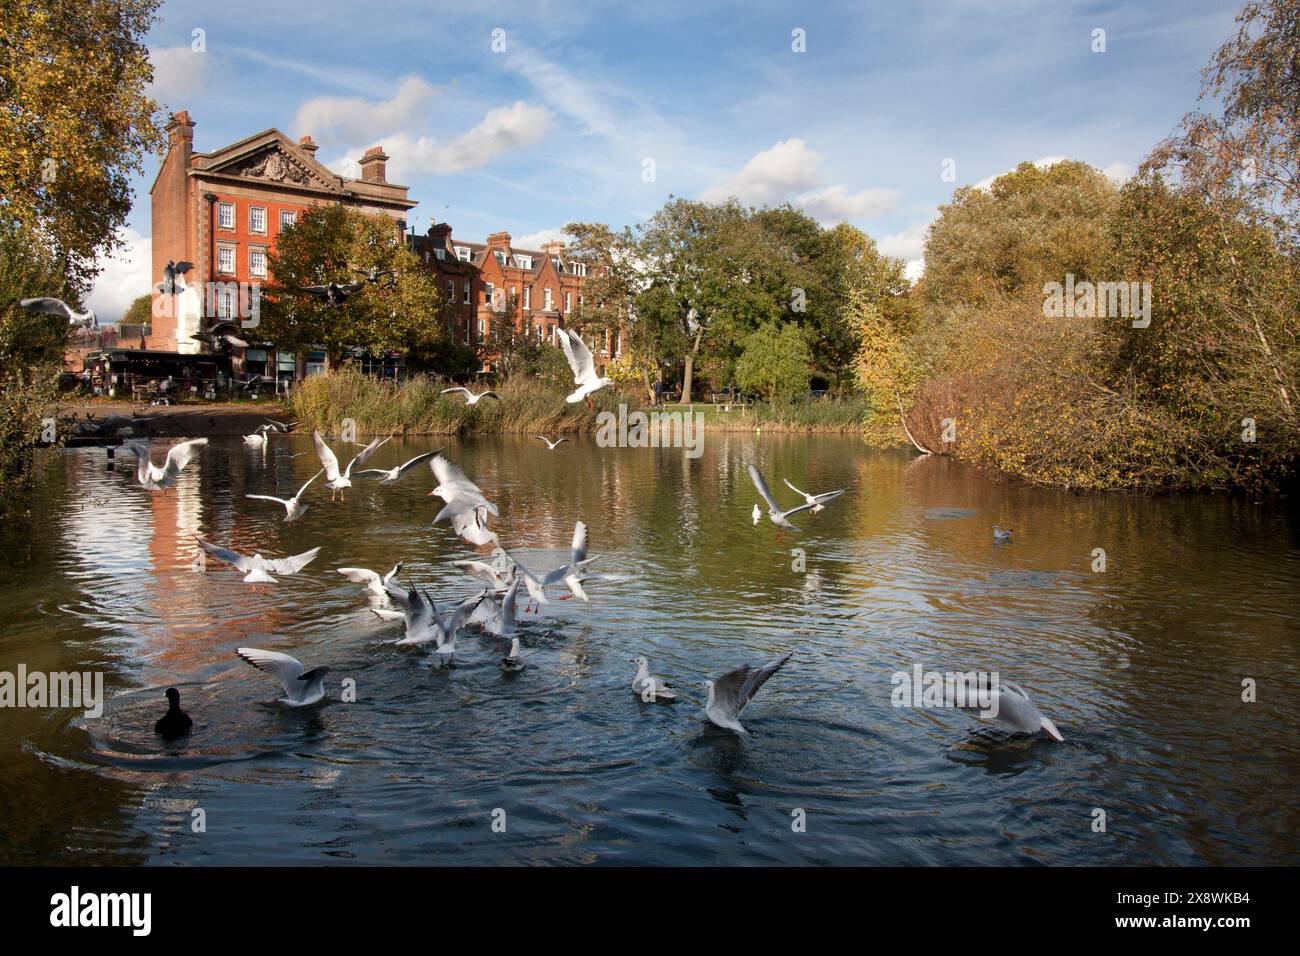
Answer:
60;401;295;440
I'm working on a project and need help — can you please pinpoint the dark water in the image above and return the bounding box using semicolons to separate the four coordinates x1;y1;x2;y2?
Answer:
1;432;1297;865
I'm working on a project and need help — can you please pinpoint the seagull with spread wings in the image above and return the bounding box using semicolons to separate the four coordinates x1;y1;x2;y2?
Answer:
336;561;404;598
782;478;845;514
155;260;196;295
959;680;1064;741
18;296;97;329
195;537;321;585
312;430;390;500
533;435;569;450
236;648;329;707
556;328;612;408
440;386;500;406
427;453;499;546
542;521;599;602
124;438;208;491
704;653;792;733
354;450;439;486
299;281;365;306
245;470;323;522
747;464;818;532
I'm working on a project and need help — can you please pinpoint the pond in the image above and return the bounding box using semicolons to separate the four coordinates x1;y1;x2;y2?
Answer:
1;432;1297;865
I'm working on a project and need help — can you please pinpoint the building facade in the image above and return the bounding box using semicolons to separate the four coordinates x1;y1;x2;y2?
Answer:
149;111;416;383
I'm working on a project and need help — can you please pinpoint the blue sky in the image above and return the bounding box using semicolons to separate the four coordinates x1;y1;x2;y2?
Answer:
91;0;1243;317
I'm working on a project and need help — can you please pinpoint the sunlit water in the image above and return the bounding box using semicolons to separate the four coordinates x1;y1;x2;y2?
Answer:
1;433;1297;865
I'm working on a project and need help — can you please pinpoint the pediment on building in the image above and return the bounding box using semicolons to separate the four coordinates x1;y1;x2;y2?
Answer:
201;132;342;193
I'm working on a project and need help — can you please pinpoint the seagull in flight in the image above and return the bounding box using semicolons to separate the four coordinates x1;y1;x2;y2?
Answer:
497;547;551;612
428;453;498;546
245;470;323;522
354;450;438;486
440;386;501;405
478;577;521;638
18;296;97;329
192;320;250;351
262;420;299;434
299;281;365;306
236;648;329;707
747;464;818;532
704;653;792;733
782;478;845;514
353;265;393;285
960;680;1064;741
125;438;207;491
533;435;569;450
312;430;390;500
542;521;599;602
631;656;677;702
155;260;195;295
195;537;321;585
336;561;404;597
453;551;514;591
556;328;612;408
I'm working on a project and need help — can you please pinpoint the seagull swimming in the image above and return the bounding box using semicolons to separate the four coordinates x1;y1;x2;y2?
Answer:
354;450;438;486
195;538;321;585
782;478;846;514
312;430;390;500
440;386;500;406
556;328;612;407
533;435;569;450
428;454;499;546
960;680;1063;741
993;526;1014;543
752;503;761;525
336;561;404;597
478;576;521;637
245;469;322;522
501;636;526;673
125;438;208;491
18;296;97;329
236;648;329;706
704;653;792;733
154;688;192;739
631;656;677;702
747;464;818;532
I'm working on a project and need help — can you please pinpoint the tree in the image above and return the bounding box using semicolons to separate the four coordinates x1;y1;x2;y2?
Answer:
260;205;450;368
122;294;153;328
735;321;811;403
0;0;164;289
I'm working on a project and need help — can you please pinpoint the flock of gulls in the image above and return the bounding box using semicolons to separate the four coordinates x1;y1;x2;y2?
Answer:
72;319;1060;746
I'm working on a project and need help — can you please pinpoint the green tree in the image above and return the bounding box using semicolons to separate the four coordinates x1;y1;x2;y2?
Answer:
735;321;811;403
261;205;449;368
122;293;152;328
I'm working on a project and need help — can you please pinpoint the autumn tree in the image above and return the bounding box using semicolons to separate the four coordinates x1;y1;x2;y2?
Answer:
734;321;811;403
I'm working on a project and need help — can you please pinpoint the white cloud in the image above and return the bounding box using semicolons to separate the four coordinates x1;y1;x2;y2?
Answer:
88;228;152;322
326;101;549;180
701;139;898;223
973;155;1067;191
294;75;440;147
878;220;930;263
514;227;569;249
149;46;210;105
1102;161;1133;183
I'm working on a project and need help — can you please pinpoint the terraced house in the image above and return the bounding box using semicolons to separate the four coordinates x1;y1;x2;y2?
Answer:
411;225;620;375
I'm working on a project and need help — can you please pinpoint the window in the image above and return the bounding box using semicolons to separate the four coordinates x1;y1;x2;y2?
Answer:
515;254;532;270
486;282;495;308
477;318;484;336
250;249;267;278
280;210;296;231
565;291;572;312
523;287;531;309
572;262;586;276
447;280;454;302
434;247;446;260
544;288;553;311
250;207;266;234
217;246;235;273
495;251;507;266
217;202;234;230
219;288;236;319
552;257;562;272
463;282;470;304
456;246;470;262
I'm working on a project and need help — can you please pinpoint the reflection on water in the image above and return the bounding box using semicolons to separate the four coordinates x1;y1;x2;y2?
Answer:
1;433;1298;865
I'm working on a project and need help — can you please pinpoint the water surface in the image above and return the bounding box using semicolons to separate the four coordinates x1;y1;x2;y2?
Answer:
1;433;1297;865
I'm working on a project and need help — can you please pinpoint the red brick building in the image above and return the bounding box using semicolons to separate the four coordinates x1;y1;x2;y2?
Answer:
148;111;416;382
411;226;621;374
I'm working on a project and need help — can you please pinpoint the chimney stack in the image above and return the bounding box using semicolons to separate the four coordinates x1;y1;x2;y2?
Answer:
165;111;195;167
298;135;318;156
486;231;512;250
359;145;388;183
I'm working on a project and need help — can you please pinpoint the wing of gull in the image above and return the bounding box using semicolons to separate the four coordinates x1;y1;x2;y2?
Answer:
959;680;1064;741
312;431;342;483
705;653;792;733
236;648;329;706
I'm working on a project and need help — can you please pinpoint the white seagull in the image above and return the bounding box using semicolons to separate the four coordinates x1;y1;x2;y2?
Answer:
428;454;499;546
336;561;404;597
556;328;612;407
782;478;846;514
752;503;762;525
748;464;818;532
993;525;1014;543
19;296;97;329
245;470;322;522
501;636;526;673
533;435;570;450
454;553;514;591
384;583;483;655
236;648;329;707
497;547;551;612
354;450;438;486
961;681;1064;741
631;656;677;702
704;653;792;733
125;438;208;492
440;386;501;405
195;537;321;585
312;430;391;500
478;577;521;638
542;521;599;602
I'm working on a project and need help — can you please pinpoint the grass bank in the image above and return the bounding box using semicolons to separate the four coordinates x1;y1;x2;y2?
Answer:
291;369;872;436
